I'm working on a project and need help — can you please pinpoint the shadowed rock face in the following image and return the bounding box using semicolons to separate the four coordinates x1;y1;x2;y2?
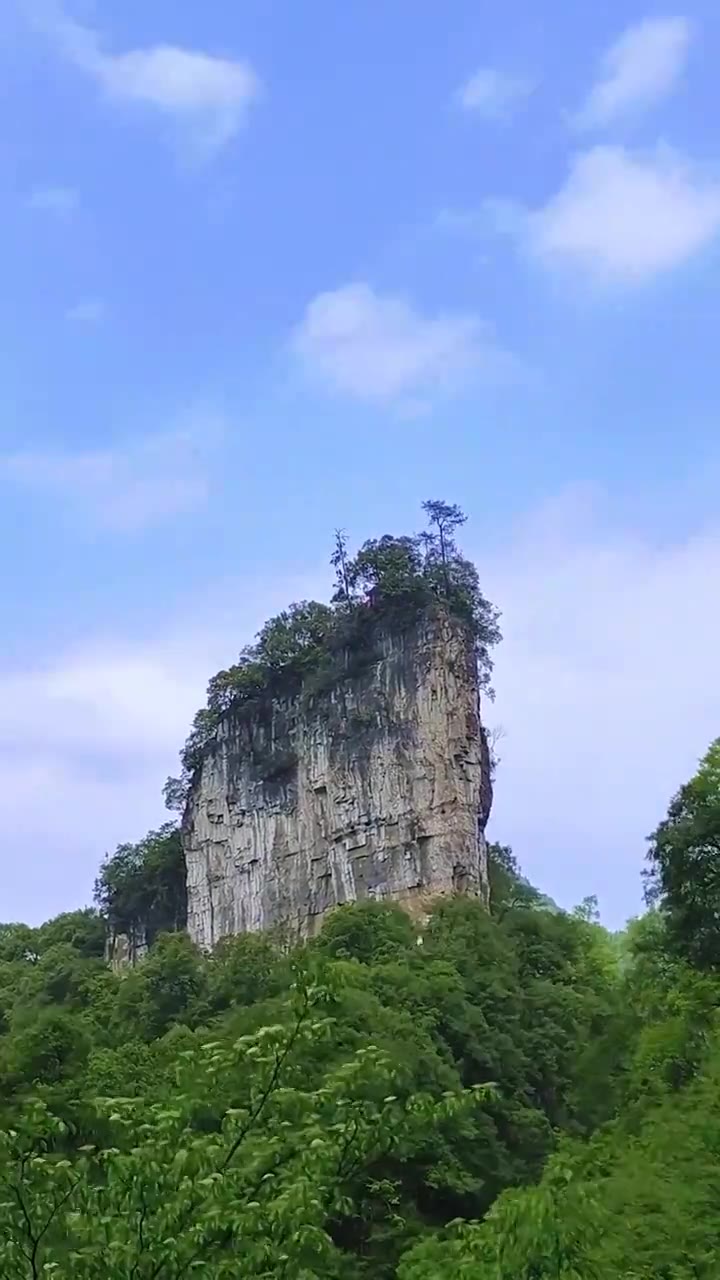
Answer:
183;614;492;949
105;922;148;971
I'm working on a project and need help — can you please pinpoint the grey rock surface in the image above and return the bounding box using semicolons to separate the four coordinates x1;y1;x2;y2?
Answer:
105;922;148;971
184;614;492;949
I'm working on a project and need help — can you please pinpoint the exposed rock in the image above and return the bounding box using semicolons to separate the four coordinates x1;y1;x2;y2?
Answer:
183;613;492;949
105;922;148;971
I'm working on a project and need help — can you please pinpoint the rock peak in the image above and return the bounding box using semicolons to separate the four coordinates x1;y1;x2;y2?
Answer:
183;612;492;947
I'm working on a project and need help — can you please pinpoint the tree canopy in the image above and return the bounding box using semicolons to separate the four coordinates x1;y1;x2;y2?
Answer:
0;852;627;1278
94;824;186;949
3;736;718;1274
644;737;720;969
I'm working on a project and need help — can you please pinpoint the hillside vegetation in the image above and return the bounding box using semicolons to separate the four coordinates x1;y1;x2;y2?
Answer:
2;738;720;1278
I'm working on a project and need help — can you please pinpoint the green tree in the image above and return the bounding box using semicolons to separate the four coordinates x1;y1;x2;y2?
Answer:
94;824;186;945
114;932;207;1041
421;499;467;597
487;843;542;917
206;933;285;1013
0;977;490;1279
0;1006;90;1091
314;902;418;966
645;738;720;969
0;923;37;965
255;601;335;677
397;1151;608;1280
331;528;353;605
34;910;106;960
344;535;426;609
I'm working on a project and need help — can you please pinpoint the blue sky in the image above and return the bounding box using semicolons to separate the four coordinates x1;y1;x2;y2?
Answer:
1;0;719;928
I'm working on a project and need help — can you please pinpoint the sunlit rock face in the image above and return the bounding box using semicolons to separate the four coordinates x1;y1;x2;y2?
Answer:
184;615;492;949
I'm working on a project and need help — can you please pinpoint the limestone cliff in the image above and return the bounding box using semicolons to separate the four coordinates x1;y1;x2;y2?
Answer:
183;613;492;949
105;921;148;972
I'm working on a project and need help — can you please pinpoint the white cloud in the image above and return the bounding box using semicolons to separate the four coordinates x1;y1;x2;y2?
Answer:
0;653;199;762
456;67;535;118
40;6;260;153
483;491;720;926
292;282;511;408
65;297;105;323
527;144;720;283
0;647;209;924
96;46;260;150
0;572;324;924
2;421;219;530
576;16;692;129
2;493;718;929
27;185;79;215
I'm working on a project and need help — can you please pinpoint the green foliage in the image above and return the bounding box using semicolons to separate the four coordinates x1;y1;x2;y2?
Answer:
114;932;207;1040
0;977;494;1278
34;910;106;960
2;1007;91;1090
645;737;720;969
206;933;286;1012
165;501;501;809
397;1150;609;1279
488;842;542;916
94;824;186;943
398;797;720;1280
7;741;720;1274
401;1021;720;1280
312;902;418;965
0;872;627;1277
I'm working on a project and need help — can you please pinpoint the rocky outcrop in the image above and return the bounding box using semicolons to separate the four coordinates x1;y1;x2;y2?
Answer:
105;922;148;971
183;614;492;949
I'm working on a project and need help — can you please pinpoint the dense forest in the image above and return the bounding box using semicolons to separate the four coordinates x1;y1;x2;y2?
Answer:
1;739;719;1277
1;506;719;1275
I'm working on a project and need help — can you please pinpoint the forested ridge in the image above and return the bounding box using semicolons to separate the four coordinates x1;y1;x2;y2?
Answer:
2;506;719;1275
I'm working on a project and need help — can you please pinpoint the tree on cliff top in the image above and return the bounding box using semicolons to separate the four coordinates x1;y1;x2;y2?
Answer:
421;499;466;596
164;500;501;810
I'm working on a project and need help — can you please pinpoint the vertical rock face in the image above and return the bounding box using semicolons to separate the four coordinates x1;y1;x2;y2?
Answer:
105;922;148;971
183;614;492;950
